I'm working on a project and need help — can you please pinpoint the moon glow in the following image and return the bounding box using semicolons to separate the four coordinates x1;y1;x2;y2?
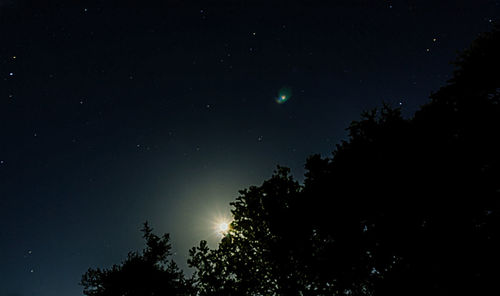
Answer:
218;222;229;233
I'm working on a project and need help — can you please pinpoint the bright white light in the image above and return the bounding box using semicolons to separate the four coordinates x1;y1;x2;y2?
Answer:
218;222;229;233
213;218;232;237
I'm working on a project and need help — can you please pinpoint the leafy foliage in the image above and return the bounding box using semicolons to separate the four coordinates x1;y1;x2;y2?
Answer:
189;26;500;295
83;26;500;296
80;222;190;296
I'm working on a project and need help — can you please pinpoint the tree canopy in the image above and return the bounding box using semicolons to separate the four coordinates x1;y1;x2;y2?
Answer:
80;222;191;296
83;26;500;296
188;26;500;296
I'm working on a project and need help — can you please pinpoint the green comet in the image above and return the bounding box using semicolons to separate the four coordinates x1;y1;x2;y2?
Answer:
276;87;292;104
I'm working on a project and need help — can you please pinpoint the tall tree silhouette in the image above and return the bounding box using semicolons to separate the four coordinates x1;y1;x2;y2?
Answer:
189;167;312;295
80;222;191;296
82;26;499;296
189;25;500;295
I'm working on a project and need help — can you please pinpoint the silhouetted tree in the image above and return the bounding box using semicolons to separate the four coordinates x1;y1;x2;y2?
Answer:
81;222;191;296
83;25;500;296
189;25;500;295
189;167;312;296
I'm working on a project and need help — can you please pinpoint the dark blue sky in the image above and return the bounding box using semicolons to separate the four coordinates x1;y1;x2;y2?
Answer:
0;1;498;295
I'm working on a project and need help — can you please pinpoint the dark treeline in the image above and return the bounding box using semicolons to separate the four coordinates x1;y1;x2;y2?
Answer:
81;26;500;296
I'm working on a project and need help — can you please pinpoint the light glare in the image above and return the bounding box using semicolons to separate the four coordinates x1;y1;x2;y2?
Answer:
218;222;229;233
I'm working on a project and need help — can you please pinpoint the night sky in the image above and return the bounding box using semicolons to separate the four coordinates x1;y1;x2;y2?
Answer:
0;1;498;295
